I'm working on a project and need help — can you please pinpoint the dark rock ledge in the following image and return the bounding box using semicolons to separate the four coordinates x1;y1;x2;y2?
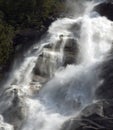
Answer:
94;0;113;21
61;99;113;130
61;50;113;130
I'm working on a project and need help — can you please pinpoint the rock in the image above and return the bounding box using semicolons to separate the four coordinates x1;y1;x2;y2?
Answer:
61;99;113;130
0;115;14;130
94;1;113;21
33;40;62;78
33;51;58;77
81;101;104;117
29;82;42;95
33;36;78;78
32;74;48;84
63;38;78;66
69;22;81;39
96;52;113;99
2;87;27;130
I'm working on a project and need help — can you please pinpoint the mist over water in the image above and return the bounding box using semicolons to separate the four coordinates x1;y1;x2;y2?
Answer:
0;0;113;130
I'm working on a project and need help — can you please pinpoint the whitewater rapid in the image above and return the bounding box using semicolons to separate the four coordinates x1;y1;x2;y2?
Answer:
0;0;113;130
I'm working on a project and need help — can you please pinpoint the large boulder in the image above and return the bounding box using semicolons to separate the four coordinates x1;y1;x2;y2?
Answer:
33;36;78;79
33;49;59;78
61;99;113;130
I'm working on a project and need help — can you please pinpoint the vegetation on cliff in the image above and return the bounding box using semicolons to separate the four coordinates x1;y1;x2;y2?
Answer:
0;21;14;65
0;0;65;66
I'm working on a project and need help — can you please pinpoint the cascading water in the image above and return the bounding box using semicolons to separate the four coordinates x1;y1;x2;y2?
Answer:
0;0;113;130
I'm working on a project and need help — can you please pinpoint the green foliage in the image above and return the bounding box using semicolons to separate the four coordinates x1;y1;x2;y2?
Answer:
0;0;65;65
0;22;14;65
0;0;65;28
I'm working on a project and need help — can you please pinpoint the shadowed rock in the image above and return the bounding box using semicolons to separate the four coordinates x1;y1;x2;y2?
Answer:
0;115;14;130
95;1;113;21
2;88;27;130
63;38;78;66
61;99;113;130
96;52;113;99
33;36;78;80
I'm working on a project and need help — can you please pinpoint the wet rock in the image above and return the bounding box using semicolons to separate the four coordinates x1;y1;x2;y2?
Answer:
96;53;113;99
95;1;113;21
0;115;14;130
69;22;81;38
32;75;48;84
33;36;78;78
2;88;27;130
63;38;78;66
33;51;58;77
81;101;104;117
61;99;113;130
29;82;42;95
33;41;62;78
44;43;53;49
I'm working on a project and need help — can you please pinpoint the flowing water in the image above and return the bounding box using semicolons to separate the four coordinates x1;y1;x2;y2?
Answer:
0;0;113;130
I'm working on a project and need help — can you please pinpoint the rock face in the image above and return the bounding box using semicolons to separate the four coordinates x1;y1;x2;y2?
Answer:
63;38;78;66
1;87;27;130
61;51;113;130
60;3;113;130
61;100;113;130
95;1;113;21
0;16;56;88
96;52;113;99
0;115;14;130
33;36;78;82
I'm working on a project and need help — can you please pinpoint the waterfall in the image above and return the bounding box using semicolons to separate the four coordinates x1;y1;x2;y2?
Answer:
0;0;113;130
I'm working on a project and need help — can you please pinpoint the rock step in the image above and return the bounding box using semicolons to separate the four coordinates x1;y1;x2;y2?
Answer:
33;37;79;84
